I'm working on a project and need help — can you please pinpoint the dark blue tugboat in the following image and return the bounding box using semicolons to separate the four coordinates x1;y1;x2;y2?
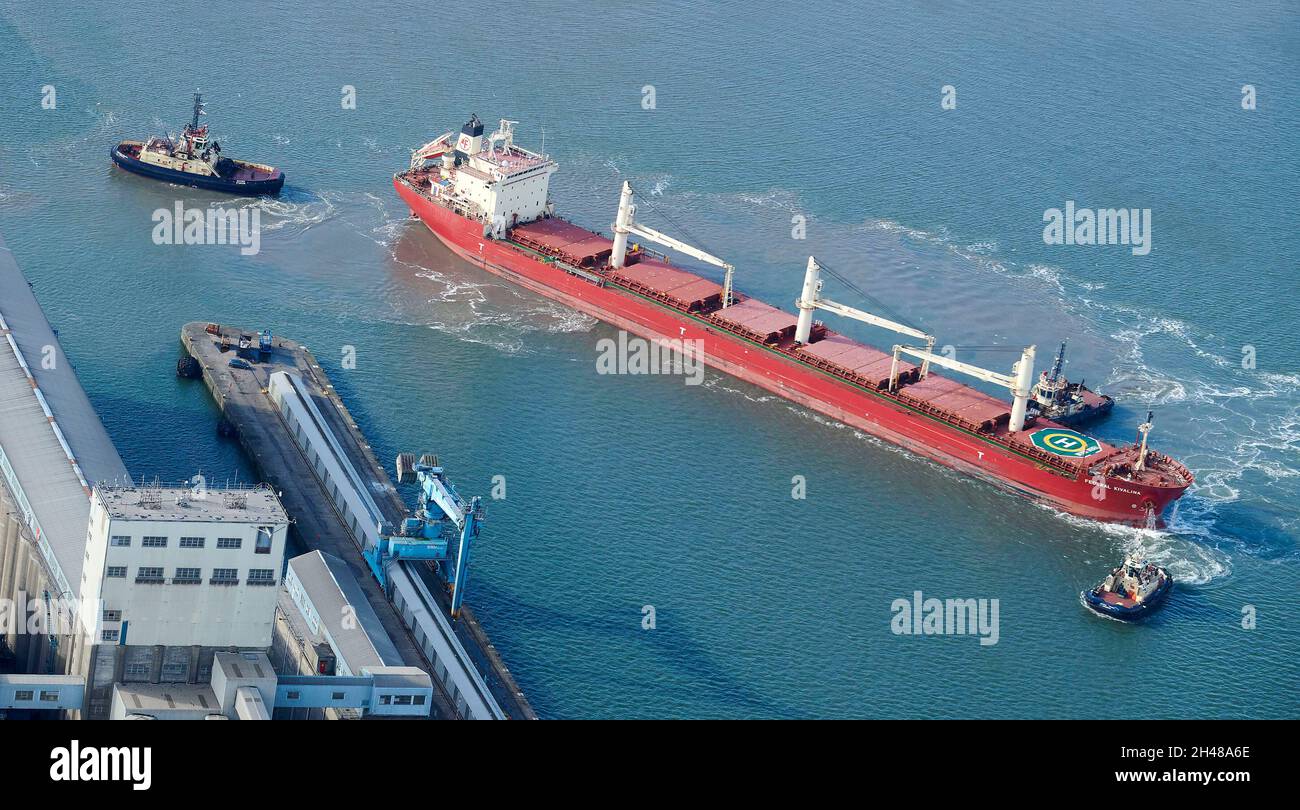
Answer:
1029;342;1115;427
111;94;284;195
1083;556;1173;620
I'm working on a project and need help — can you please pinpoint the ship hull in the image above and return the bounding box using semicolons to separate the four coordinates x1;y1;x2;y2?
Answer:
111;145;284;196
397;179;1184;525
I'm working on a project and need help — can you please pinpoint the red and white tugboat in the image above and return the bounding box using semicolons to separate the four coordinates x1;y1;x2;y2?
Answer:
111;94;284;195
394;115;1194;525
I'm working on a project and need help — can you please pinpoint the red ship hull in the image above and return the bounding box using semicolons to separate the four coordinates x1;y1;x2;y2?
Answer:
396;178;1186;524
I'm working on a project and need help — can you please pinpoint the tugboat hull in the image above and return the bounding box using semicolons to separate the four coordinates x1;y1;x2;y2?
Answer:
1052;390;1115;427
111;143;284;196
1083;573;1173;620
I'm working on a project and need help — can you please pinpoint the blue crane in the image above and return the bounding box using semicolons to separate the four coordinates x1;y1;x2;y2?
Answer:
365;454;483;618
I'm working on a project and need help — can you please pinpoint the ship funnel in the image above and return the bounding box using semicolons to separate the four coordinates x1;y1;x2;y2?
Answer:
455;114;484;158
795;256;821;344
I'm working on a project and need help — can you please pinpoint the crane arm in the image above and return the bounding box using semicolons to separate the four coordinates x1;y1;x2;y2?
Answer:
894;345;1017;389
624;222;732;272
817;298;932;343
421;470;466;526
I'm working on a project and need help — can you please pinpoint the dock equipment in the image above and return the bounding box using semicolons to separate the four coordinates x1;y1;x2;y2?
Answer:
185;324;528;718
370;455;484;618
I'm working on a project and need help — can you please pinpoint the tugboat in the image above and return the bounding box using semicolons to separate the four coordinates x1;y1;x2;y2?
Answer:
1083;555;1173;620
1029;342;1114;427
111;94;284;195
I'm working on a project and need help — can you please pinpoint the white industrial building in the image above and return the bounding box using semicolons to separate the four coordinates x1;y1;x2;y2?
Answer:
75;483;290;718
1;230;443;720
83;483;289;648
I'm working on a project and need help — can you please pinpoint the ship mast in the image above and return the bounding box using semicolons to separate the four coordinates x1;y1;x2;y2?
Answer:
1133;410;1154;471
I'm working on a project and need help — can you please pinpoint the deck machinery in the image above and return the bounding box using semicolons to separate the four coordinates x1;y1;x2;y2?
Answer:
365;453;484;618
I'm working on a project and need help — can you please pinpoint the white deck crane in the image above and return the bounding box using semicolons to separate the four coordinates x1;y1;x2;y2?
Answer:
610;181;736;307
890;343;1038;432
793;256;1037;432
795;256;938;375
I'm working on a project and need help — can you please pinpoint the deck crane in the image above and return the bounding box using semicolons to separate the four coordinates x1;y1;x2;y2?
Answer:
794;256;938;375
366;454;484;618
610;181;736;307
792;257;1037;432
890;343;1038;432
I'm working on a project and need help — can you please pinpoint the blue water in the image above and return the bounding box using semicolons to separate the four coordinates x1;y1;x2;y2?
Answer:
1;0;1296;717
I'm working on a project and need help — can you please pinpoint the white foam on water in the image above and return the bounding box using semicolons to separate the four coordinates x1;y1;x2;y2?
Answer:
224;189;338;235
409;267;596;356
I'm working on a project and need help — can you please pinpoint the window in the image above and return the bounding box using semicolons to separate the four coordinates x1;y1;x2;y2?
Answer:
413;695;426;706
211;568;238;584
217;537;242;550
125;662;149;678
142;536;167;548
174;567;201;583
161;663;188;680
106;566;126;578
331;692;346;701
255;527;273;554
180;537;205;548
248;569;275;585
102;610;121;622
40;691;60;702
136;566;163;581
111;536;131;547
286;691;301;701
101;629;119;642
379;695;392;706
393;695;413;706
14;690;33;701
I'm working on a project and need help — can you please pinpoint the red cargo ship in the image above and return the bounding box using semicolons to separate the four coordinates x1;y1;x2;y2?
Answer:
394;115;1193;525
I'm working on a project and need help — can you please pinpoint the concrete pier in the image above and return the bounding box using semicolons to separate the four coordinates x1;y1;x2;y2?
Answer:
180;322;533;719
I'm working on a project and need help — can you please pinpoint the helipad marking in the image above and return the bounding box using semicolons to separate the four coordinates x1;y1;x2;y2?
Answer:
1030;428;1102;458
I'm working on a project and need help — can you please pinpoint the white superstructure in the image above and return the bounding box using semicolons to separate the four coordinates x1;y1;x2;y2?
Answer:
412;115;557;235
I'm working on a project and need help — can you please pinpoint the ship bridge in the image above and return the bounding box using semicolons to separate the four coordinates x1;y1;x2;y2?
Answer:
0;231;129;659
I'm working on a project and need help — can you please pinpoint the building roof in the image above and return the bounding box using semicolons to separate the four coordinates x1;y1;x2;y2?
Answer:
94;483;288;524
0;231;130;595
363;666;433;690
113;683;221;714
286;550;404;672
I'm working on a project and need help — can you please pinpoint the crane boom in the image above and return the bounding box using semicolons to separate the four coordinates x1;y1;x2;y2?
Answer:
624;222;730;270
890;344;1038;432
816;297;932;343
893;345;1017;389
610;181;735;306
795;256;937;374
